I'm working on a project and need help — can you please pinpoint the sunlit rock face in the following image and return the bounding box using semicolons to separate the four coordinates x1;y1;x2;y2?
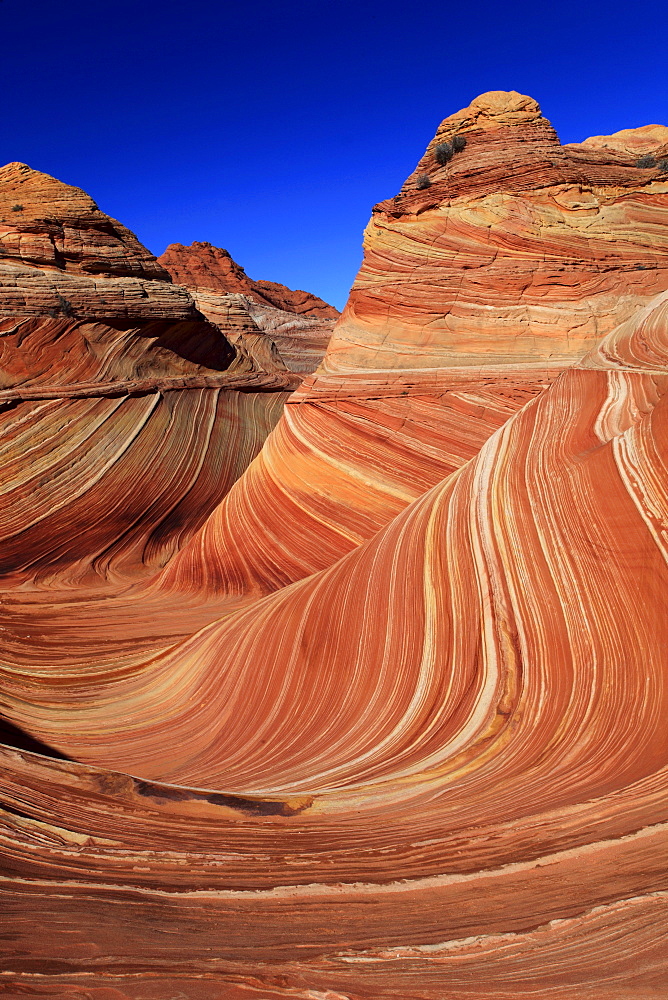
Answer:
1;94;668;998
0;160;172;278
0;163;296;587
3;288;668;999
581;122;668;156
330;91;668;372
159;241;338;373
0;163;311;391
160;89;668;596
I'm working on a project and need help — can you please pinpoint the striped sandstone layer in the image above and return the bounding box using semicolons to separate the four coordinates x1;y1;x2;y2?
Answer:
159;90;668;597
2;288;668;997
0;161;171;279
1;93;668;996
327;91;668;372
0;163;298;587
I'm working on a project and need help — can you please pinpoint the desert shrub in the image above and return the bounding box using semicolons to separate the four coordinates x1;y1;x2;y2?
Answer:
11;204;23;212
416;173;432;189
657;158;668;173
435;141;453;165
48;294;75;319
435;135;467;165
636;155;657;169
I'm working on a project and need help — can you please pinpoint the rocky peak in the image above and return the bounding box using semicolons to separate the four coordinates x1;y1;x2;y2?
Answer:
0;162;170;280
158;241;254;297
379;91;668;217
158;241;339;319
436;89;546;131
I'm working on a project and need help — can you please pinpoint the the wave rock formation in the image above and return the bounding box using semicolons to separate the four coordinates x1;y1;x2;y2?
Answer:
1;92;668;999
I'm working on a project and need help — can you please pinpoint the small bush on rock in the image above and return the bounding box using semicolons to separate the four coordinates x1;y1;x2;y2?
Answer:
658;158;668;173
435;135;466;166
435;142;454;165
416;173;432;189
11;204;23;212
636;155;657;168
48;294;75;319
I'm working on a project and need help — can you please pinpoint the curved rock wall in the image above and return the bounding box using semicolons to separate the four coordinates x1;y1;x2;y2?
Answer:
0;388;288;586
159;91;668;598
2;289;667;996
0;163;301;592
1;93;667;997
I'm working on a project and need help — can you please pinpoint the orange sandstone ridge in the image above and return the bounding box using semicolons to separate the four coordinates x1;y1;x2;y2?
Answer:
159;240;340;318
158;241;339;374
1;92;668;998
0;162;311;585
161;89;668;596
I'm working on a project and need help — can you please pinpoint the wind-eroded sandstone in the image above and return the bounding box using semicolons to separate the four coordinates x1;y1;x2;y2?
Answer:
2;288;668;997
0;163;298;587
160;90;668;599
0;161;171;279
159;241;337;373
332;91;668;371
1;93;667;998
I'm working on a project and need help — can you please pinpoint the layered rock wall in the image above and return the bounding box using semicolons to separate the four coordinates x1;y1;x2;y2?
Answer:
1;94;668;997
159;241;338;372
0;164;297;588
0;161;171;278
160;91;668;597
2;288;668;998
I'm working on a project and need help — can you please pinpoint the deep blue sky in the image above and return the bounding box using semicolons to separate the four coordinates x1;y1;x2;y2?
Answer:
2;0;667;309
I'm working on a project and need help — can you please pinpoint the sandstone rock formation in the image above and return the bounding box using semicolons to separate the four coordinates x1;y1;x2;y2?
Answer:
1;93;668;998
581;122;668;157
0;163;297;587
0;164;307;392
159;89;668;598
159;240;340;317
0;161;171;278
159;241;338;373
335;91;668;371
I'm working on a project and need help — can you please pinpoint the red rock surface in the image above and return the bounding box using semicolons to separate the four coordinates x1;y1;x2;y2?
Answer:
1;94;668;997
159;241;338;372
0;163;296;589
332;91;668;372
159;240;340;318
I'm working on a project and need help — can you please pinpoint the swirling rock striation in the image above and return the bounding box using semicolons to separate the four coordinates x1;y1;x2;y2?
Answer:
0;163;300;588
160;90;668;599
1;94;668;997
2;287;668;997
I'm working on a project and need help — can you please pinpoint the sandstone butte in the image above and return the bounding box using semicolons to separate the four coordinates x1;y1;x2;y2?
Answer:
158;240;339;374
0;91;667;999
